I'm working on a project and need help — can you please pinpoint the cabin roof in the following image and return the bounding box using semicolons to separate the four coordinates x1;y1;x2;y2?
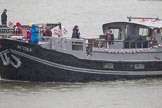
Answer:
102;20;162;30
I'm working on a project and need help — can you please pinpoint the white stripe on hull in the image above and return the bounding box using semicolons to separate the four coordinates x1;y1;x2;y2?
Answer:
0;50;9;54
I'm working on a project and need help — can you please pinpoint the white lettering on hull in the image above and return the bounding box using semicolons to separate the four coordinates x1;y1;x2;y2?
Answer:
17;45;32;52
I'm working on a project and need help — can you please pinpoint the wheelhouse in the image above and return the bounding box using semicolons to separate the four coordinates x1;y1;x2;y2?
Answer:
101;17;162;49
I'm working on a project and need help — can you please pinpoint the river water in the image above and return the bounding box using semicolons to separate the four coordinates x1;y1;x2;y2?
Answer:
0;79;162;108
1;0;162;108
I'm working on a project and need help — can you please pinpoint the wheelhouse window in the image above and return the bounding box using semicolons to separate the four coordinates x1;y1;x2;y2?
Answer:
107;27;121;40
72;41;83;50
138;28;151;36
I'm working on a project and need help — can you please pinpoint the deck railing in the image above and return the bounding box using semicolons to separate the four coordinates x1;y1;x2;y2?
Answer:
86;38;157;49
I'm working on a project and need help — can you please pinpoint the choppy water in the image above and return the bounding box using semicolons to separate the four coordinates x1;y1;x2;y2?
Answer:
1;0;162;108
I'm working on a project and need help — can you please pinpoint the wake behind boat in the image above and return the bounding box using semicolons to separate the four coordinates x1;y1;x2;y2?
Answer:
0;17;162;82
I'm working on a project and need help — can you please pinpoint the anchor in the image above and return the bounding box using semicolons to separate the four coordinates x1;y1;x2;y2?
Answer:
10;54;22;68
0;52;10;66
0;51;22;68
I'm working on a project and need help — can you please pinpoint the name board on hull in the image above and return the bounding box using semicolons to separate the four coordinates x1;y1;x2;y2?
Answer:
17;45;32;52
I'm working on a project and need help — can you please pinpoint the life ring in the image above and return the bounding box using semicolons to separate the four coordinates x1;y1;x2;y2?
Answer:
151;36;156;42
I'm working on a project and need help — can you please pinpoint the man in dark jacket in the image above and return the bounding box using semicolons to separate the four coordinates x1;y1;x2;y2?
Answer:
1;9;7;25
72;25;80;39
105;29;114;48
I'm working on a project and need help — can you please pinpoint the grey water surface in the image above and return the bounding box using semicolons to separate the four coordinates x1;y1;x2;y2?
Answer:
0;79;162;108
0;0;162;108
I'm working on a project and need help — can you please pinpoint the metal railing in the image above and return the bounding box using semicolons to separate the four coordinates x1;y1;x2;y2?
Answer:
86;38;157;49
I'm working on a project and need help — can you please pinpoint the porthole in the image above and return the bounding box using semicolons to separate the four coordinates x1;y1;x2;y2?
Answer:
135;64;144;69
103;63;114;69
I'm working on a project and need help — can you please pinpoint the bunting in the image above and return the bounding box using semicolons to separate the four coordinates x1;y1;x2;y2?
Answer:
94;43;162;54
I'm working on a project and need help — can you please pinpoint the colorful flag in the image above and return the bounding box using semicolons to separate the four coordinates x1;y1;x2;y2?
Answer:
8;22;14;28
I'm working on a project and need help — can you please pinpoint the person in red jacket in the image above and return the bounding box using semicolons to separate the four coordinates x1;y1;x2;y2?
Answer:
43;28;52;37
26;27;31;40
26;24;32;41
14;22;23;35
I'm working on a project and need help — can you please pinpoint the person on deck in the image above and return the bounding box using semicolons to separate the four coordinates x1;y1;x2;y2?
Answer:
26;23;32;41
14;22;23;36
46;29;52;36
1;9;7;25
109;29;114;45
105;29;114;48
43;28;48;36
30;24;39;44
43;28;52;37
71;25;80;39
